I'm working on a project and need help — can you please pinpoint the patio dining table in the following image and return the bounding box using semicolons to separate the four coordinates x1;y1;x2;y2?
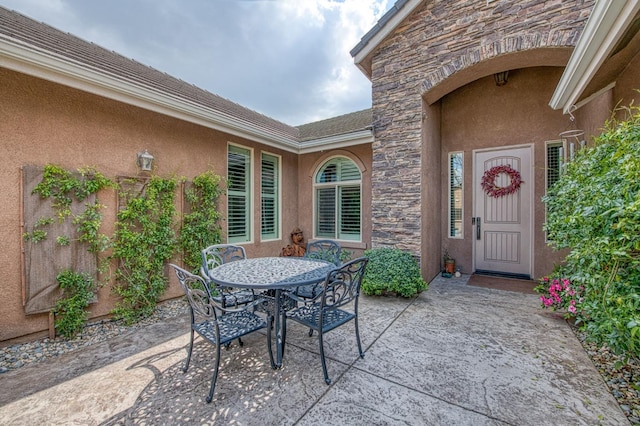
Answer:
207;256;335;368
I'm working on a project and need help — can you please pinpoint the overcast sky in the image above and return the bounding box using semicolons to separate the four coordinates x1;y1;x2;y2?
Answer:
1;0;393;125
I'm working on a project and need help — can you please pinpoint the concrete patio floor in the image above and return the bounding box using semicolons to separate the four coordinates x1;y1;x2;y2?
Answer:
0;275;629;425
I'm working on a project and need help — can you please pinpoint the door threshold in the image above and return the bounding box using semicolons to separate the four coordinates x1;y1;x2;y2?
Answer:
473;270;531;281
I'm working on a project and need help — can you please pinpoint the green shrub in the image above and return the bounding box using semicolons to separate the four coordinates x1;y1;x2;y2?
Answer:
52;270;95;339
361;248;427;297
544;104;640;358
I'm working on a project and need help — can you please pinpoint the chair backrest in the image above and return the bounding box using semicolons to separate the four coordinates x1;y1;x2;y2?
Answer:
304;240;341;266
200;244;247;279
321;256;368;310
170;263;219;323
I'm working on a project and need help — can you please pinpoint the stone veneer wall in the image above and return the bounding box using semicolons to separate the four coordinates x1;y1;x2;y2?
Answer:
369;0;594;257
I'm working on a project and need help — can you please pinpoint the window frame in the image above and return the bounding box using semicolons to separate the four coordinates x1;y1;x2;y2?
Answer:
260;151;281;241
227;143;253;244
545;140;566;192
448;151;464;239
312;156;362;242
545;139;566;243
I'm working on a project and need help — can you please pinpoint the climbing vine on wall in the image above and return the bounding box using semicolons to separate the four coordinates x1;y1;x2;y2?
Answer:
23;165;227;331
23;164;114;338
179;170;225;272
25;164;114;255
111;175;179;325
52;269;96;339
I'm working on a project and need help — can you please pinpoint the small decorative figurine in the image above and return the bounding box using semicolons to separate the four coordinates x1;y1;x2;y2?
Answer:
280;227;306;257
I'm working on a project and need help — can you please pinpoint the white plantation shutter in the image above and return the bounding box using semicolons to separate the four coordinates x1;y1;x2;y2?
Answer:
316;187;336;237
227;145;251;243
339;185;360;240
261;153;279;240
314;157;361;241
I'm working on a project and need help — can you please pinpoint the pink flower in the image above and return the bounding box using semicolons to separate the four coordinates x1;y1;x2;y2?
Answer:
536;274;583;317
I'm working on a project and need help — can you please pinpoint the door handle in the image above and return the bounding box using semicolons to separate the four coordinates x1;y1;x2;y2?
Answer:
476;217;481;240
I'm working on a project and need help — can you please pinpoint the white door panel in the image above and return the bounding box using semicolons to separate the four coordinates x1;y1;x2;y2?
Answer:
473;146;532;277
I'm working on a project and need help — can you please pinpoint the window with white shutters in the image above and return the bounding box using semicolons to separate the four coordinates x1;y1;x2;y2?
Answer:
227;145;251;243
314;157;361;241
261;153;280;240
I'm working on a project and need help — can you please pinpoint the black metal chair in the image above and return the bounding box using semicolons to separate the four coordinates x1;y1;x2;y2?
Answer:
284;256;368;384
169;264;272;403
200;244;256;309
304;239;342;266
293;240;342;301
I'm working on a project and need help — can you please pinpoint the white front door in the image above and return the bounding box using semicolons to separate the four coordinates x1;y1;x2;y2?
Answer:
473;145;533;278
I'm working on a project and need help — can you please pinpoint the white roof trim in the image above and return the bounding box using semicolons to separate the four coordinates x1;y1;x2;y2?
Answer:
352;0;423;74
298;130;374;154
549;0;640;113
0;36;308;153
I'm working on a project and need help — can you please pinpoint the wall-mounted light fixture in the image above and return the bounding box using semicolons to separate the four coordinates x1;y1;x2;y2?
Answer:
494;71;509;86
137;150;154;172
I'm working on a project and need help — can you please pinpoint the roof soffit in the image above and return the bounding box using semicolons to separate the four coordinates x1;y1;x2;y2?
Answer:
579;11;640;102
549;0;640;113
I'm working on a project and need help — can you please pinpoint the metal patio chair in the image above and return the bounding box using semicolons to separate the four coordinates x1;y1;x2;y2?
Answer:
290;239;343;336
169;264;271;403
284;256;368;384
201;244;258;348
304;239;342;266
292;240;342;300
200;244;256;310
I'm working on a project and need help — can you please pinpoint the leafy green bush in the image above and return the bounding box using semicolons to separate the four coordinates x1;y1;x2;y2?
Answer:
361;248;427;297
53;270;95;339
544;104;640;358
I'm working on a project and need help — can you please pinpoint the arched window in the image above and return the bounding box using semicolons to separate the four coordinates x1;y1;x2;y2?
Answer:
314;157;361;241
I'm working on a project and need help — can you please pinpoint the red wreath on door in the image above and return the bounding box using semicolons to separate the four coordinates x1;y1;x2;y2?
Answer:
481;165;523;198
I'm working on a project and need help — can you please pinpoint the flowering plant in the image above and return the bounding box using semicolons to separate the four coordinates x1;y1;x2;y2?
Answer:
534;275;584;318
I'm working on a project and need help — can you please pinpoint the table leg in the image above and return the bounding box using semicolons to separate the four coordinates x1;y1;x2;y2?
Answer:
275;289;284;368
264;289;286;369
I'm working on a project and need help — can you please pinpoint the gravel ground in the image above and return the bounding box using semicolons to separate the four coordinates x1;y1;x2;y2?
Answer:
575;329;640;424
0;298;638;423
0;298;188;373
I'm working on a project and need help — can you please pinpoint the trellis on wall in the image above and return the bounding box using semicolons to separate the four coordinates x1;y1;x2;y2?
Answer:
21;165;98;315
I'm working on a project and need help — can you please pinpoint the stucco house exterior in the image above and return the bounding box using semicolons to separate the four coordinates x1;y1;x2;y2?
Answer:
0;6;373;341
1;0;639;342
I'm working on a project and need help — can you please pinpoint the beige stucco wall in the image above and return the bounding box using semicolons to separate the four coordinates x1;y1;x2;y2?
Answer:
0;68;299;342
420;102;442;281
439;67;572;279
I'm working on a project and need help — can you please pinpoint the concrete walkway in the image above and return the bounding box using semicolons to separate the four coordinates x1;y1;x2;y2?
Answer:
0;275;629;425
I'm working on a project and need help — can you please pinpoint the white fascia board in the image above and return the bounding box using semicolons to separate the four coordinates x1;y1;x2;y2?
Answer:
298;130;374;154
352;0;423;68
549;0;640;113
0;37;302;153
